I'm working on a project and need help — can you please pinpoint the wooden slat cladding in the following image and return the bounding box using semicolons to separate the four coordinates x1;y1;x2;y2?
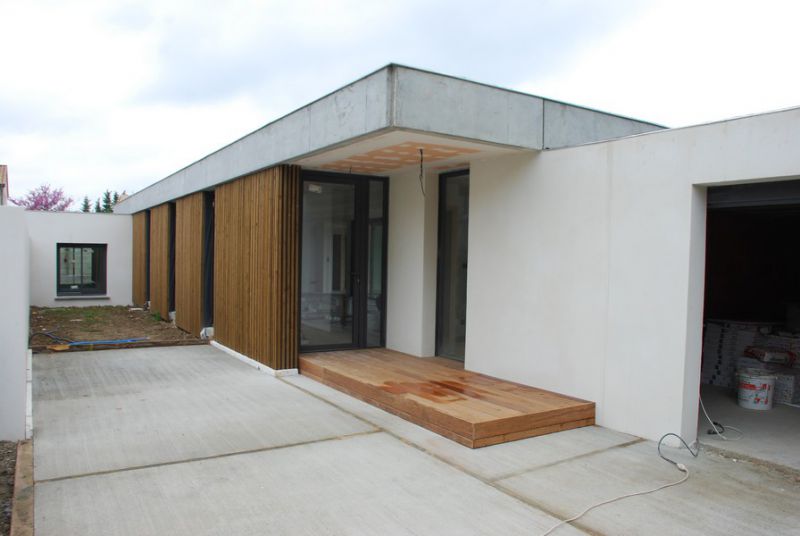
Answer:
175;192;205;336
132;211;149;306
214;165;300;370
149;203;172;321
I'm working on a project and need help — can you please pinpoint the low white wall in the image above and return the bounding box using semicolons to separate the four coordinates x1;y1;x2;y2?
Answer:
25;211;133;307
467;107;800;443
0;207;29;440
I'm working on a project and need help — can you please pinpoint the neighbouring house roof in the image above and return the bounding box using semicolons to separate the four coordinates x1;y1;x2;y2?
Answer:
114;64;662;214
0;164;9;206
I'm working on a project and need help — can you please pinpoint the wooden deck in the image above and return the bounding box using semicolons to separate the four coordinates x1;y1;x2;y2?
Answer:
299;348;595;448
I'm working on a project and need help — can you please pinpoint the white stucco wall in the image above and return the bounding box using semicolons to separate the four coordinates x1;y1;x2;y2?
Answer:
386;169;439;356
466;107;800;443
25;211;133;307
0;207;29;440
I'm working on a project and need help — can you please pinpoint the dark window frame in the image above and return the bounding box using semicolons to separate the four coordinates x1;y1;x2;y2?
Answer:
435;169;470;360
56;243;108;296
298;170;389;353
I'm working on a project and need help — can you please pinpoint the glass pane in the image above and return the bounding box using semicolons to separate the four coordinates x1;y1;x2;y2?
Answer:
301;181;355;347
59;247;80;288
82;247;96;288
437;174;469;360
366;180;384;347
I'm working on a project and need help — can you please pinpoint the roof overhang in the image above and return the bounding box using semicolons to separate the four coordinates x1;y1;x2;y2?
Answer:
115;64;661;213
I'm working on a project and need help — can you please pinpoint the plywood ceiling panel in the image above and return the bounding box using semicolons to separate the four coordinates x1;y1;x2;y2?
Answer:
320;141;479;174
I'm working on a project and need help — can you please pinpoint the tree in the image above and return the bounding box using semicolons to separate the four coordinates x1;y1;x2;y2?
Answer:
10;184;73;211
81;196;92;212
101;190;113;213
83;189;126;213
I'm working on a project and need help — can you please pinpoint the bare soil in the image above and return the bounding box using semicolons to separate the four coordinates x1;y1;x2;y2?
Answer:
30;306;199;347
0;441;15;536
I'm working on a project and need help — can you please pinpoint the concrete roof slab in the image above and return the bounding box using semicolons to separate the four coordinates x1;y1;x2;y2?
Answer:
115;64;662;214
393;66;543;149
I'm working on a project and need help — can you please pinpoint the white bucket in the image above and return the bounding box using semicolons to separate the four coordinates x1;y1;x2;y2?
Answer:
737;369;776;410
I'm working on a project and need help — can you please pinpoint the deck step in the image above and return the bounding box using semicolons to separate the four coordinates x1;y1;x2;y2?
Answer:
299;348;595;448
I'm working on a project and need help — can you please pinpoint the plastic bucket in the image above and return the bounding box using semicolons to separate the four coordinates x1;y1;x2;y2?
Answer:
737;369;776;410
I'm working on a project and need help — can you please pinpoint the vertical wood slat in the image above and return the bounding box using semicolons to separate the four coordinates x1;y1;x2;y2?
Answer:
214;165;300;370
175;192;205;336
149;204;172;321
132;211;149;306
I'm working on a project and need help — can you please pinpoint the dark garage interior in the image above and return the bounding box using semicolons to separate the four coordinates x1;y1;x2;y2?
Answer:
700;180;800;470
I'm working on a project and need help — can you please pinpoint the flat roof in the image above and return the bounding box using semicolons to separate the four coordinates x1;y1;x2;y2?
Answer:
115;64;662;214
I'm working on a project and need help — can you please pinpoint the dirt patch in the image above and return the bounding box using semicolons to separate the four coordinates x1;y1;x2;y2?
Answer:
0;441;15;536
701;443;800;484
30;306;199;347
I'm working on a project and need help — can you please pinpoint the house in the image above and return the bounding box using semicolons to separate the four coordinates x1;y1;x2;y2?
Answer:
101;64;800;451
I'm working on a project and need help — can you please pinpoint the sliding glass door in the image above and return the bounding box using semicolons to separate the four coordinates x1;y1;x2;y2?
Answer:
300;172;387;351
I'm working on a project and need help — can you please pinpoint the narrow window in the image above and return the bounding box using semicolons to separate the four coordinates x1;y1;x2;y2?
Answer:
57;243;107;296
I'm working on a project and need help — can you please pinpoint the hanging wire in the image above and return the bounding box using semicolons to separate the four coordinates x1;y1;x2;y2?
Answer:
418;148;426;197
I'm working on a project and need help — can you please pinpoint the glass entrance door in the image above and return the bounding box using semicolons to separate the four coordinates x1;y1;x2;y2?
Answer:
300;173;387;351
436;171;470;361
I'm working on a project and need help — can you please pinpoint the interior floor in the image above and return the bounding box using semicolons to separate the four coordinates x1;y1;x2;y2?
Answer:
698;384;800;472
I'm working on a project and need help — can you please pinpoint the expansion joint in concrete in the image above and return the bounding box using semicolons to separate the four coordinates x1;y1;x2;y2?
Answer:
279;375;635;535
34;429;381;485
490;438;646;483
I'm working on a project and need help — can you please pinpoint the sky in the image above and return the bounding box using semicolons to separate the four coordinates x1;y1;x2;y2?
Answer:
1;0;799;209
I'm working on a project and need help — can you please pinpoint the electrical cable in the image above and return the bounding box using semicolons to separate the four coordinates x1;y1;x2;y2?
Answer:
28;331;74;344
699;396;744;441
418;148;426;197
540;433;696;536
657;432;699;467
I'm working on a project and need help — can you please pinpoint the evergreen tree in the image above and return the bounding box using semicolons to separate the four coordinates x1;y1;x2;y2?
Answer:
94;198;101;212
101;190;113;213
81;196;91;212
112;191;119;205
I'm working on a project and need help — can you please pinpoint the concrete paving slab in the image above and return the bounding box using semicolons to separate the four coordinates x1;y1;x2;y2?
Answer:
284;374;637;480
35;432;586;536
699;385;800;471
33;346;374;481
497;440;800;535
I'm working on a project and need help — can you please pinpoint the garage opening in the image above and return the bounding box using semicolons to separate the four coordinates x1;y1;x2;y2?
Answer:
700;179;800;471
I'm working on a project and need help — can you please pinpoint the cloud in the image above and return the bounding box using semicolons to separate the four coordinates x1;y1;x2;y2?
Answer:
137;0;646;104
0;0;680;205
517;0;800;127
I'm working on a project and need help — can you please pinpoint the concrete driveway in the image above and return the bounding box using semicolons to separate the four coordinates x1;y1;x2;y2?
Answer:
33;346;800;535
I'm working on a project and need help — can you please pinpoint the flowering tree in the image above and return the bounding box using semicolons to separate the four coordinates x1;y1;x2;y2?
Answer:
10;184;73;211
